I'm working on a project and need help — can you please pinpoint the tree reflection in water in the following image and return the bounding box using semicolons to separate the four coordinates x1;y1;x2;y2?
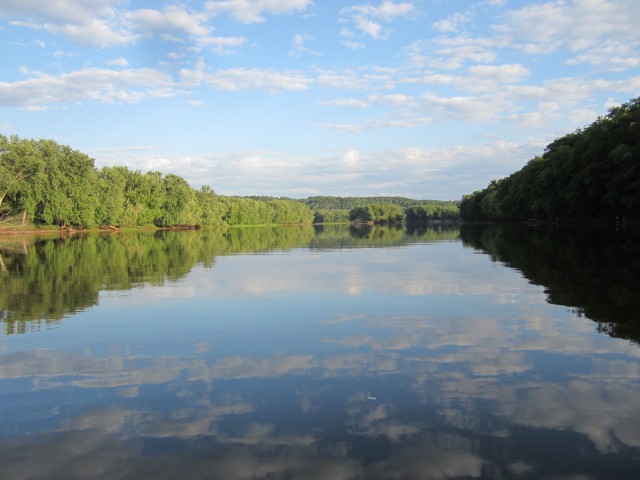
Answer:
1;224;639;479
460;223;640;344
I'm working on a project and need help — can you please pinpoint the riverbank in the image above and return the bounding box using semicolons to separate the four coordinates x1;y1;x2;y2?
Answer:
0;224;161;238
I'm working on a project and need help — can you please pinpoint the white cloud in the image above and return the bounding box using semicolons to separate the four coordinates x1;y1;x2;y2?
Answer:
318;98;370;108
340;0;415;40
314;69;376;90
341;40;365;50
126;5;212;39
0;67;174;108
0;0;133;46
433;11;473;33
418;92;511;122
496;0;640;70
203;68;310;92
178;59;206;87
178;61;310;92
205;0;312;24
107;57;129;67
0;0;117;24
288;33;321;58
466;64;530;83
346;0;415;21
368;93;415;108
0;1;246;51
567;45;640;71
406;36;497;70
403;64;529;94
91;139;538;198
196;35;247;54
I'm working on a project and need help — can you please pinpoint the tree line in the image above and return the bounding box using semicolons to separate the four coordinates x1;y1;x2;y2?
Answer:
303;195;459;224
460;97;640;226
0;136;314;228
1;135;460;229
309;200;459;224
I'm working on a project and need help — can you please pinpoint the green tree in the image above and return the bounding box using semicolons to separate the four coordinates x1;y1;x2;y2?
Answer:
96;166;128;226
461;97;640;225
196;185;227;226
156;174;200;226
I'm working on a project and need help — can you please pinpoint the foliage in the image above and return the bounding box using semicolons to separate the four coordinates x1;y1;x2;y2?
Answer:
298;196;460;224
460;97;640;225
348;203;404;224
0;136;314;228
214;196;314;226
1;136;100;226
302;196;458;211
313;209;350;223
405;204;460;222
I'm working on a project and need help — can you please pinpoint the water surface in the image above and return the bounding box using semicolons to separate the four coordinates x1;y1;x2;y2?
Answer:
1;224;639;479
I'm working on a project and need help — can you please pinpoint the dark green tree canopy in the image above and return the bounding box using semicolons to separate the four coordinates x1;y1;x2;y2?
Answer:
460;97;640;225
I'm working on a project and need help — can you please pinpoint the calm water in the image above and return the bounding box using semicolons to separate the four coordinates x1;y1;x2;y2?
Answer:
1;224;639;479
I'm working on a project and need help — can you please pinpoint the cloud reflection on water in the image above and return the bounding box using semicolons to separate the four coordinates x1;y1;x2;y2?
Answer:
1;231;640;478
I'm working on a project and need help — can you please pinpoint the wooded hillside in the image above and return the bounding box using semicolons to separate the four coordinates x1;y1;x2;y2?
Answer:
460;97;640;225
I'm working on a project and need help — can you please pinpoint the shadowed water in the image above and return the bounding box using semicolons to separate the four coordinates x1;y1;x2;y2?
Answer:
1;224;639;479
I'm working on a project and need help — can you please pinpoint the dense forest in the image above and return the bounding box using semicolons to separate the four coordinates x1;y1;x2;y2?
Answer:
460;97;640;225
0;135;459;228
0;136;314;228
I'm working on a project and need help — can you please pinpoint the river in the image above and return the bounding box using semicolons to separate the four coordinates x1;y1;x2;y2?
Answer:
1;224;639;479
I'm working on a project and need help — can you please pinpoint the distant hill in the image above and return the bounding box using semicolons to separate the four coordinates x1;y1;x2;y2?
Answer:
242;196;460;223
460;97;640;226
300;196;458;211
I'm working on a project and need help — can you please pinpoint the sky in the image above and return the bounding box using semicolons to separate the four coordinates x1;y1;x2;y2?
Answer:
1;0;639;200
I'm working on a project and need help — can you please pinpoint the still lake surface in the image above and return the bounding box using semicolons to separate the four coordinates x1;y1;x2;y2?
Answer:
1;224;639;479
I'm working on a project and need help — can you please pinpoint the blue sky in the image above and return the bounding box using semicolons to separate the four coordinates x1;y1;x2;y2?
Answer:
1;0;638;200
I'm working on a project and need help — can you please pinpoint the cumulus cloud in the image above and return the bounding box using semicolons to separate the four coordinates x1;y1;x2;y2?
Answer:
0;1;246;52
0;0;133;46
0;66;174;108
340;0;415;41
0;0;117;24
126;4;212;39
496;0;640;70
90;138;539;199
205;0;312;24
